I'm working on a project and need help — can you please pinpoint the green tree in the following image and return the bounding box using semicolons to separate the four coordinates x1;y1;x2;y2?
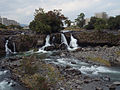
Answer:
65;19;71;27
107;17;117;30
94;18;107;30
0;23;7;29
84;17;97;30
29;8;66;34
75;13;85;28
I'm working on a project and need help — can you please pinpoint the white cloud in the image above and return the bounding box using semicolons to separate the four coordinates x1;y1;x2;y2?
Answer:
0;0;119;24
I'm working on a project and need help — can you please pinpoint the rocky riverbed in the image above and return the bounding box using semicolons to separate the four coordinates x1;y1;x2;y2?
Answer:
70;46;120;66
0;48;120;90
0;30;120;90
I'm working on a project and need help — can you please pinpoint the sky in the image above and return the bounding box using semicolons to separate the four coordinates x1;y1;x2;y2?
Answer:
0;0;120;24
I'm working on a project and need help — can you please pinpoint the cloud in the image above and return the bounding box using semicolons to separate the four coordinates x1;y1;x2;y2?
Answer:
0;0;119;24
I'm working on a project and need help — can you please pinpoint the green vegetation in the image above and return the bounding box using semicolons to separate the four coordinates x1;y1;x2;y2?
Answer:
87;57;111;66
0;23;23;30
84;15;120;30
29;8;66;34
8;25;23;30
0;23;7;29
75;13;85;28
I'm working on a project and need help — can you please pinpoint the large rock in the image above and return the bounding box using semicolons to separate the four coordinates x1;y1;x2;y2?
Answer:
44;46;55;51
0;35;6;56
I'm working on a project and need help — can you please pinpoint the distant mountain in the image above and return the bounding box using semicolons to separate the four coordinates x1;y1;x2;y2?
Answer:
20;24;28;27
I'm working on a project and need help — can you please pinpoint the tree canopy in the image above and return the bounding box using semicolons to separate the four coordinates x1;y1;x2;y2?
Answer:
85;15;120;30
29;8;66;34
75;13;85;28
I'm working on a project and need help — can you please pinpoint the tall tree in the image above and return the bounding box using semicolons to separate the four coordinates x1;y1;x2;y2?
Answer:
29;8;66;34
75;13;85;28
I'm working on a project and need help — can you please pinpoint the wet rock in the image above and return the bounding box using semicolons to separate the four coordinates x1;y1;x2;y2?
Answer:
102;76;110;81
60;53;66;57
11;83;16;87
96;87;103;90
65;65;71;69
44;46;55;51
58;87;65;90
59;43;67;50
113;81;120;86
84;79;92;84
71;61;76;64
109;85;116;90
65;68;81;75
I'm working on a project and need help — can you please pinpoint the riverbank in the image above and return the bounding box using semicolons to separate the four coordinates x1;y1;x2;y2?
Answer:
0;50;120;90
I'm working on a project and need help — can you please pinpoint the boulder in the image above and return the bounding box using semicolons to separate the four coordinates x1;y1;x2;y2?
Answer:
44;46;55;51
65;68;81;75
113;81;120;86
59;43;68;50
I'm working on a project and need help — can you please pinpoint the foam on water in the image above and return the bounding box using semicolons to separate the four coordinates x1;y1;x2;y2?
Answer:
0;80;13;90
5;40;12;55
0;70;8;75
80;65;120;75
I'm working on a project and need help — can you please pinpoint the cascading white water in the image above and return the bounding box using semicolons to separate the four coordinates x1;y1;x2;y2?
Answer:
13;42;16;54
5;40;12;55
61;33;78;51
38;35;51;53
61;33;69;47
44;35;51;47
70;34;78;49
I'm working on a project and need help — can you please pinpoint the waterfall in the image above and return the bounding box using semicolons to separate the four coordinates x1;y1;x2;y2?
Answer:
13;42;17;54
61;33;78;51
61;33;69;47
70;34;78;49
5;40;12;55
44;35;51;47
38;35;51;53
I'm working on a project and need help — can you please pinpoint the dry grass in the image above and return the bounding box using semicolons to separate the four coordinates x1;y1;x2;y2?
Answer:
87;57;111;66
116;51;120;56
13;55;63;90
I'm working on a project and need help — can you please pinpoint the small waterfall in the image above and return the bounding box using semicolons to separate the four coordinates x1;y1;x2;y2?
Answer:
61;33;69;47
13;42;17;54
61;33;78;51
44;35;51;47
38;35;51;53
5;40;12;55
70;34;78;49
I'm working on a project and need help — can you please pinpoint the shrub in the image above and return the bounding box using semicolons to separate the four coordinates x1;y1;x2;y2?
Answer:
20;56;38;75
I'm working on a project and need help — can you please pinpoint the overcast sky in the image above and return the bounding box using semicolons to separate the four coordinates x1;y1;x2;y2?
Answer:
0;0;120;24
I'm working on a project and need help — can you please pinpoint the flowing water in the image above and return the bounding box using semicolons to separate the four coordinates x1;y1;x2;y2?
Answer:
61;33;78;51
0;69;26;90
5;40;12;56
1;34;120;89
38;35;51;53
13;42;17;54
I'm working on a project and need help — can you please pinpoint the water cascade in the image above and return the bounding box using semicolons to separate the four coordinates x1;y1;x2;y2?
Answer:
61;33;78;51
5;40;12;55
38;35;51;53
70;34;78;49
61;33;69;47
13;42;17;54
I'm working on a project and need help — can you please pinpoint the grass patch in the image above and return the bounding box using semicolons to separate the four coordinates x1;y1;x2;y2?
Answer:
116;51;120;56
87;57;111;66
